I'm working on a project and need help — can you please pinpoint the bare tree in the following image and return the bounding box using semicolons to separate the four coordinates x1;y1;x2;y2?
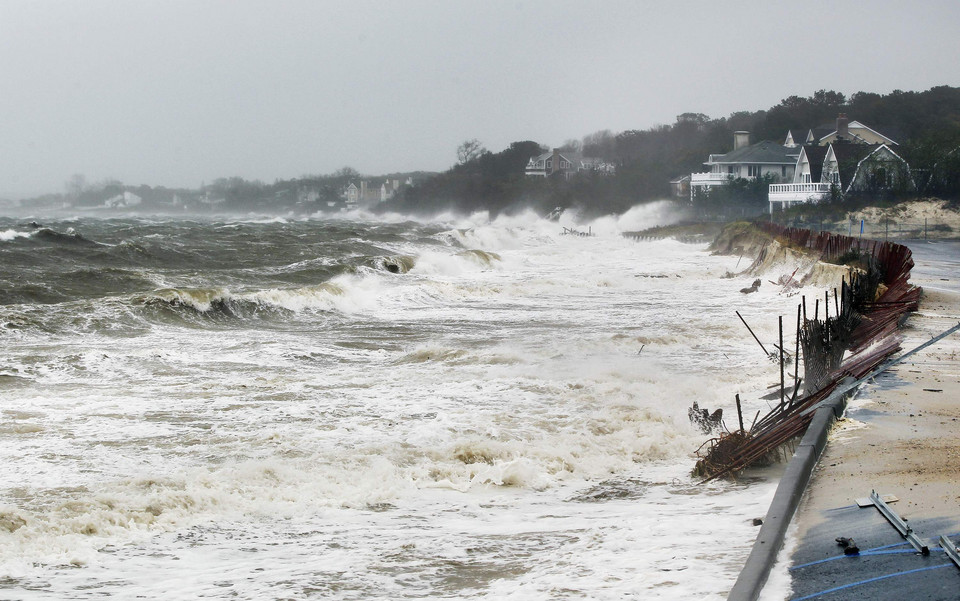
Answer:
457;139;486;165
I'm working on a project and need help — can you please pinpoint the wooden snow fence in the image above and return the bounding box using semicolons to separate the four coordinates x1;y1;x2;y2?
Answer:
694;223;921;481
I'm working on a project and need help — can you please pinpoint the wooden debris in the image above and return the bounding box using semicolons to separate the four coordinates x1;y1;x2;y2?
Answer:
694;223;921;481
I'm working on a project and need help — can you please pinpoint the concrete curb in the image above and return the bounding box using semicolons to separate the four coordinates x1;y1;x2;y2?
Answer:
726;395;847;601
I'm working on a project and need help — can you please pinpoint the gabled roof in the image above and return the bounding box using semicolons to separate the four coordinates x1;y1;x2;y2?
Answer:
806;127;833;144
828;142;879;168
846;144;912;192
799;145;828;182
709;140;799;165
824;143;884;189
819;120;898;145
528;150;579;163
784;129;806;146
527;150;603;168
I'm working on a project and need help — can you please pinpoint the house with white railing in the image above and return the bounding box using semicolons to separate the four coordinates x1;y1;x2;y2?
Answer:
689;132;799;200
768;143;912;213
767;114;908;213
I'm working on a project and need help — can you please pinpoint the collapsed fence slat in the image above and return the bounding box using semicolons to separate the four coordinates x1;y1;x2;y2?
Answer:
694;222;921;481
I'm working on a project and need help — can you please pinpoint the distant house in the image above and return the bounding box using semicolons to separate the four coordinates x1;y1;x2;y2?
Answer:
357;181;380;204
380;179;402;202
343;182;359;207
104;191;142;208
199;191;226;207
525;148;614;179
669;175;691;199
297;186;320;205
689;132;799;199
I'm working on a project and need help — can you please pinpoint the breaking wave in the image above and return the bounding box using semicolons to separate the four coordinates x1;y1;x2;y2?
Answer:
139;277;387;320
33;227;99;246
0;230;32;242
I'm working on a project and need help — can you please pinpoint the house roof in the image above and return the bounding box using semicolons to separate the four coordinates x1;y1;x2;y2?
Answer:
528;150;602;168
785;129;806;145
806;127;833;144
829;142;879;167
825;143;884;188
709;140;799;165
818;120;898;145
529;150;579;163
800;145;829;182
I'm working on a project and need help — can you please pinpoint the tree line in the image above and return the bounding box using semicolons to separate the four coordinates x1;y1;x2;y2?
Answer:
17;86;960;216
386;85;960;218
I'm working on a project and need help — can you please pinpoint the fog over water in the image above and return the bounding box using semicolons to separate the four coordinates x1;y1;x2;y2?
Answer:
2;1;959;198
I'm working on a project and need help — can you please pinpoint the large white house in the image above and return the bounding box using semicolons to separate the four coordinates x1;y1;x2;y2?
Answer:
689;132;799;199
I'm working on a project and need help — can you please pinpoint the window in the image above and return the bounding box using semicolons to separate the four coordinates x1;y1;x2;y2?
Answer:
871;167;889;188
782;166;787;177
747;165;762;177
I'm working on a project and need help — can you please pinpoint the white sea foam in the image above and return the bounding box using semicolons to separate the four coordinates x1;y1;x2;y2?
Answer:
0;215;837;599
0;229;31;241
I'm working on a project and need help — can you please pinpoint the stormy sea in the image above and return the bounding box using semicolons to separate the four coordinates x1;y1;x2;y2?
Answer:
0;206;803;599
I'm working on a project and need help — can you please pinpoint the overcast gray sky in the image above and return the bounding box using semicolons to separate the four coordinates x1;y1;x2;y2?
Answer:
2;0;959;198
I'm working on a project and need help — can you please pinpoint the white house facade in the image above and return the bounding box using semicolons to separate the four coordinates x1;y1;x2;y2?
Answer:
690;132;799;199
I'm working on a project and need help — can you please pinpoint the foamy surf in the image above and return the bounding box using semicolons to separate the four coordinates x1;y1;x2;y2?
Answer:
0;212;830;599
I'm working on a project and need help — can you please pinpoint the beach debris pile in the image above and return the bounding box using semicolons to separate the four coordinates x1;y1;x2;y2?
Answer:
693;223;921;481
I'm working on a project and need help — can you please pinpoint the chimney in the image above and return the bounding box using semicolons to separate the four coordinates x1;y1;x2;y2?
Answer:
551;148;560;174
836;113;849;139
734;131;750;150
